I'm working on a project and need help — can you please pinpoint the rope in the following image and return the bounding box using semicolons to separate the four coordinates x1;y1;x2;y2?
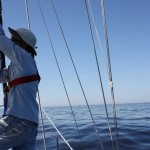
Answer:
87;0;115;149
37;0;84;148
0;0;7;116
24;1;47;150
100;0;120;149
49;0;104;149
37;90;47;150
41;106;74;150
25;0;31;30
87;0;109;76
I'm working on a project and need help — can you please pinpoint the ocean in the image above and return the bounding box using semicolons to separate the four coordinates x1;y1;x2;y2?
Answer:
36;103;150;150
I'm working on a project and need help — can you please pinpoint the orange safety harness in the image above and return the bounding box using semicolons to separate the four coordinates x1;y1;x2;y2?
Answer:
5;74;41;92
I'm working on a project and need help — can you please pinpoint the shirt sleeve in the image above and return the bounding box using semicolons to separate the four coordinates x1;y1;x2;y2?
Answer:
0;25;21;64
0;68;9;83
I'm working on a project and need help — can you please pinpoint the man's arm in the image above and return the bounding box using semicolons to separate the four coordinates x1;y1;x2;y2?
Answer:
0;25;21;64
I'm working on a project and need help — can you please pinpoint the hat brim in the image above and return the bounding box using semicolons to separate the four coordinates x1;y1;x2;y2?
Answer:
8;27;23;40
8;27;37;56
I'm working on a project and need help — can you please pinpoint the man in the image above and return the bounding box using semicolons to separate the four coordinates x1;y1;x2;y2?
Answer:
0;25;40;150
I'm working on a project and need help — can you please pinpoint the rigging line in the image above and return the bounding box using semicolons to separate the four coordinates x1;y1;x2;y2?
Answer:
100;0;120;150
25;0;31;30
85;0;115;149
0;0;7;116
87;0;109;76
37;0;84;148
37;91;47;150
37;91;74;150
87;0;114;149
41;106;74;150
24;1;47;150
49;0;104;149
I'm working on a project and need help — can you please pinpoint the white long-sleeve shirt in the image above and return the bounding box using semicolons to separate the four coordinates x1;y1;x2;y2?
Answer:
0;25;39;124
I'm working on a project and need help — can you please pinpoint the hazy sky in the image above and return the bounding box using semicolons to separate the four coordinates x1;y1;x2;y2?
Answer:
0;0;150;106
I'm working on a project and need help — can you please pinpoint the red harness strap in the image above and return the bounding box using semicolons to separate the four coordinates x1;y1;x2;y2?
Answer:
5;74;41;92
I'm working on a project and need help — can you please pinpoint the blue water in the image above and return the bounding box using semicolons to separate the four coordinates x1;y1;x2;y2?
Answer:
36;103;150;150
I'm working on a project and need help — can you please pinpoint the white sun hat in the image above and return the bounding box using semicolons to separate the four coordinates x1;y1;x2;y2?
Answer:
8;27;37;49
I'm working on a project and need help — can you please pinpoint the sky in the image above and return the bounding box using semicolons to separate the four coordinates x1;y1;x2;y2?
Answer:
0;0;150;106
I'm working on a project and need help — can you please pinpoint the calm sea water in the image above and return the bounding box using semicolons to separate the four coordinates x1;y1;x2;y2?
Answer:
36;103;150;150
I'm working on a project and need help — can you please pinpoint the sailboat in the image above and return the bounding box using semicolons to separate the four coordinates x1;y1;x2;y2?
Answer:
0;0;119;149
